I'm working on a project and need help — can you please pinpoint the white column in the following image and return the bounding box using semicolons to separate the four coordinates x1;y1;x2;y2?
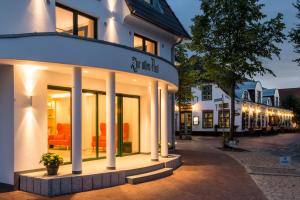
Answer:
150;80;159;161
161;83;169;157
106;72;116;169
72;67;82;174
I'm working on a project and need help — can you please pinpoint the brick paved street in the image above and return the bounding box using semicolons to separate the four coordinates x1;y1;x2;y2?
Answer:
198;134;300;200
0;139;266;200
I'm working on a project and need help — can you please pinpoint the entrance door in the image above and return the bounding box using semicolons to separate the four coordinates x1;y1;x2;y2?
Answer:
180;112;192;133
120;96;140;156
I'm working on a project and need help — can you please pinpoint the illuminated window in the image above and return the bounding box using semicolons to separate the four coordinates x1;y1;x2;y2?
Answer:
134;34;157;55
202;111;213;128
242;111;249;130
56;3;97;39
218;110;230;128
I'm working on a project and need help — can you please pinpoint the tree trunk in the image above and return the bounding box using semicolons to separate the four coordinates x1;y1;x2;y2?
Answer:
229;82;236;140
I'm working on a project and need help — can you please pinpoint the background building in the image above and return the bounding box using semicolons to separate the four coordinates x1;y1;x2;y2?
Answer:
176;81;294;135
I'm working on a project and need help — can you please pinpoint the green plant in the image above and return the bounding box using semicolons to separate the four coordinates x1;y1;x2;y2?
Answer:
40;153;64;167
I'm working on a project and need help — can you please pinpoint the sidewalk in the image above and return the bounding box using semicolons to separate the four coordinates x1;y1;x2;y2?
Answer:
218;134;300;200
0;139;266;200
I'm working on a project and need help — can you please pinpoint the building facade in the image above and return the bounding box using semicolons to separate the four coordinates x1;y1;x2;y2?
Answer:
176;81;294;134
0;0;189;186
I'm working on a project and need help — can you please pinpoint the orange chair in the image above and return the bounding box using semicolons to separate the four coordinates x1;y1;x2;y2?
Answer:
48;123;71;149
91;123;130;150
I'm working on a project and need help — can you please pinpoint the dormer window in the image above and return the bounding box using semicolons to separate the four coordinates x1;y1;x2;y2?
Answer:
243;91;249;100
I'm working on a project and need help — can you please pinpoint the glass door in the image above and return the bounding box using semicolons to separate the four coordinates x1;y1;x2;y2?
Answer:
82;91;97;160
120;96;140;156
47;87;72;163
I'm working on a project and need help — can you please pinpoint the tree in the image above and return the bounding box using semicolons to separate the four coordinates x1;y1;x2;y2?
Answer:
290;0;300;65
189;0;286;142
175;44;201;106
281;94;300;125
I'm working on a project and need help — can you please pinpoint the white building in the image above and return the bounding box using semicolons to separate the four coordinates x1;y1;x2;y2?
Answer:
176;81;294;134
0;0;190;189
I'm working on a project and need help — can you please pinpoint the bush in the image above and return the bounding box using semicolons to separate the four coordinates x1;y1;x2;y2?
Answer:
40;153;64;167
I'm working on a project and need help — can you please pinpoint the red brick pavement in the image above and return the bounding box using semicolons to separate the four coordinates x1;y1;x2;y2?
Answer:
0;139;267;200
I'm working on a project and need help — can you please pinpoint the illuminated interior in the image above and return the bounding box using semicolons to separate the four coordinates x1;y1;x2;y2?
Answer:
134;34;157;55
48;89;71;162
47;88;140;162
55;4;96;39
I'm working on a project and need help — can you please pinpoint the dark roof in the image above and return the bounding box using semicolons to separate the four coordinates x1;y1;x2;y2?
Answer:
279;88;300;99
125;0;191;39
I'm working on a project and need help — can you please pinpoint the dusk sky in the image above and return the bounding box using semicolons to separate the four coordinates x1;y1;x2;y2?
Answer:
167;0;300;89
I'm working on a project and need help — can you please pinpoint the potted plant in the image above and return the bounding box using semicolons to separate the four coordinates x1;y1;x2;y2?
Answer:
40;153;64;176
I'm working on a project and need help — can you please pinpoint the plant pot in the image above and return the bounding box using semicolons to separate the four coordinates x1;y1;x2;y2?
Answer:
46;165;59;176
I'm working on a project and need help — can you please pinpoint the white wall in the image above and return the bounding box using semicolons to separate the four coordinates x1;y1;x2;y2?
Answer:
0;0;177;61
0;65;14;185
0;0;55;34
190;85;244;133
14;66;48;172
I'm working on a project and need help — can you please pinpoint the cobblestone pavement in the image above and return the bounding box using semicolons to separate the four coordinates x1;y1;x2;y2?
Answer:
0;139;266;200
198;134;300;200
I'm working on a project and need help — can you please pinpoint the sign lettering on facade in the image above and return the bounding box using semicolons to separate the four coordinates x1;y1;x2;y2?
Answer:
131;57;160;73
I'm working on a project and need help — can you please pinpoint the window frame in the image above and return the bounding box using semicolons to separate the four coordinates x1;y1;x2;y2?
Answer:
134;33;158;55
218;110;230;128
202;110;214;129
56;3;98;39
242;111;249;130
202;85;213;101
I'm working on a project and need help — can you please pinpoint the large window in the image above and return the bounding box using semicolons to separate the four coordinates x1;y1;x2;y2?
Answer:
202;85;212;101
242;112;249;130
134;34;157;55
48;87;72;162
202;111;213;129
48;86;140;163
218;110;230;128
257;91;262;103
56;3;97;39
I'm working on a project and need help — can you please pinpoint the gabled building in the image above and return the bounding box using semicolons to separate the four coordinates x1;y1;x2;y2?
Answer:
175;81;294;134
0;0;189;190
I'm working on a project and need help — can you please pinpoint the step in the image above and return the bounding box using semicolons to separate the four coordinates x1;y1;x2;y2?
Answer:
124;163;165;177
126;168;173;185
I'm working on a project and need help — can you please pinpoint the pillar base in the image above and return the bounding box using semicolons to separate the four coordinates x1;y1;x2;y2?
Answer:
151;159;159;162
107;167;116;170
161;156;169;158
72;171;82;175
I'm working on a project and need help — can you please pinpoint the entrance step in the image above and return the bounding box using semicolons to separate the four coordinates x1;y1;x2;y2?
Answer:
126;168;173;185
124;163;165;177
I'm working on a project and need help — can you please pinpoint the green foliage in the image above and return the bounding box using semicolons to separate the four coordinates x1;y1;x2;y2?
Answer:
189;0;286;138
190;0;285;86
40;153;64;167
175;44;202;105
289;0;300;65
281;94;300;124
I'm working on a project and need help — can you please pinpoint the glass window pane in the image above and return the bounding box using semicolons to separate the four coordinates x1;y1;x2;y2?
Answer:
82;93;96;159
78;14;95;39
122;97;139;155
48;89;71;163
56;6;74;35
134;35;144;51
98;95;119;157
145;40;156;54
